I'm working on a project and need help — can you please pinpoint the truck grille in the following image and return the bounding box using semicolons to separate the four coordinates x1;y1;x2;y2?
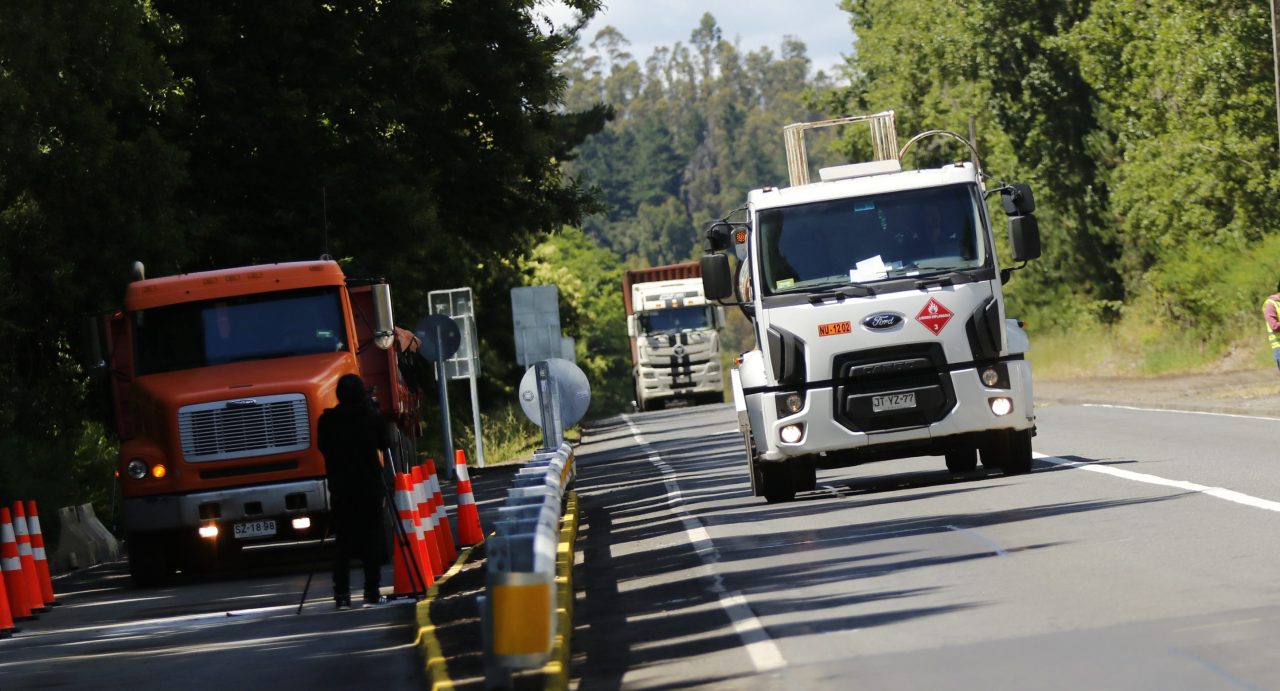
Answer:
179;394;311;462
831;344;955;433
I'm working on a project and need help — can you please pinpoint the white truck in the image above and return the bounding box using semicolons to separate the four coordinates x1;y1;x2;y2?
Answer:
700;111;1042;502
623;262;726;411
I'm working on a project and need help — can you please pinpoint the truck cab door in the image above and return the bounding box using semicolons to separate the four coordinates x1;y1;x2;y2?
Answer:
104;311;135;439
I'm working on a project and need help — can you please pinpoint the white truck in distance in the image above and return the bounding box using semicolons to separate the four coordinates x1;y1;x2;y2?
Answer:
623;262;725;411
701;111;1042;503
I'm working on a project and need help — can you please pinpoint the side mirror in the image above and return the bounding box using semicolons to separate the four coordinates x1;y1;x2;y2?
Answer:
704;221;732;252
1000;183;1035;216
372;283;395;350
80;315;106;372
626;314;637;338
701;253;734;300
1008;214;1042;262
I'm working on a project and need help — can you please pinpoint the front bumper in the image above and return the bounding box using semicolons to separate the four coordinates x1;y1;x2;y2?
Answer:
123;478;330;533
750;360;1034;462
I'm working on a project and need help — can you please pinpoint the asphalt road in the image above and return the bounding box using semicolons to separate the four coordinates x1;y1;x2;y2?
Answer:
570;401;1280;690
0;465;517;690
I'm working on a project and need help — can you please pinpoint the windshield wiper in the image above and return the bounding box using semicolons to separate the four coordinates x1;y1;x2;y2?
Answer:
914;270;978;290
807;284;876;304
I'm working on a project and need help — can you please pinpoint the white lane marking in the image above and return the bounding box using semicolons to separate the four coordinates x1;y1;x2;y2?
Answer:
1036;453;1280;513
945;525;1007;556
1082;403;1280;422
624;416;786;673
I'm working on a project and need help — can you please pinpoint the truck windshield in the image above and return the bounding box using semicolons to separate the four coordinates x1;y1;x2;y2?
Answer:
133;287;347;375
759;183;987;294
639;306;712;335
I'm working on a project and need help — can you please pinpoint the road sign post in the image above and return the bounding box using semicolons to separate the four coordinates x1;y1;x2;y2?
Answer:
430;288;486;467
415;314;462;478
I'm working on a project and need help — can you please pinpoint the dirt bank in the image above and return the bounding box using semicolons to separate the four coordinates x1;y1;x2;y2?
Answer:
1036;367;1280;417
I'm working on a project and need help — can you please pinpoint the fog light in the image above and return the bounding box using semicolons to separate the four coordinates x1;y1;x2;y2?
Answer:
292;516;312;531
989;397;1013;416
784;393;803;414
151;463;167;479
198;524;219;539
780;424;804;443
127;459;148;480
981;367;1000;387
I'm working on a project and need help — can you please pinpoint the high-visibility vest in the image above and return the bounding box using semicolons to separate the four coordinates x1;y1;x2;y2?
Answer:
1265;297;1280;350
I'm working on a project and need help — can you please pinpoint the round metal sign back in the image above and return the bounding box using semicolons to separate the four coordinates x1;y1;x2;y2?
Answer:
414;314;462;362
518;358;592;429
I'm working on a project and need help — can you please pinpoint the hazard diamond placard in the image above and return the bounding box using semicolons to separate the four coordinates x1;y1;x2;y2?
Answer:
915;297;954;335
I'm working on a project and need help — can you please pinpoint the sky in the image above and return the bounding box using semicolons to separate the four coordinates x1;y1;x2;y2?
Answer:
538;1;855;78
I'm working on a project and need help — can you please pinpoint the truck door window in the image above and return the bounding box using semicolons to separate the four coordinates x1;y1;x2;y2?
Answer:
134;287;347;375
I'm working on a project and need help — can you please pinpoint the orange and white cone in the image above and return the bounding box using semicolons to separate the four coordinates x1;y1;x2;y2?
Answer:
26;501;57;607
0;564;13;637
454;450;484;547
11;503;46;614
426;459;456;562
391;473;431;598
410;466;443;577
0;508;33;620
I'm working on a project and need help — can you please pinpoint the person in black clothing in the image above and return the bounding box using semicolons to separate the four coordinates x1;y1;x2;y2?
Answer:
318;374;390;608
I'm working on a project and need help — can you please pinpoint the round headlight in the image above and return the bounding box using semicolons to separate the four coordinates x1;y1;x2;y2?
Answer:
784;394;804;414
989;397;1013;416
780;424;804;443
126;459;148;480
981;367;1000;387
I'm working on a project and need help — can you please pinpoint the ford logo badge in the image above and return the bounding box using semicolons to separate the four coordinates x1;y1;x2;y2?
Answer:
862;313;903;330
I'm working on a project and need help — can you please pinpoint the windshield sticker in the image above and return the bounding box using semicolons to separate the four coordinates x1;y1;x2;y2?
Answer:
316;330;334;338
854;201;876;212
849;255;888;283
776;278;795;290
915;297;955;335
818;321;852;337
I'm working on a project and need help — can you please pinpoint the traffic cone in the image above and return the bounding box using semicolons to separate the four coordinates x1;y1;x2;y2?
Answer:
26;501;57;607
0;563;13;637
410;466;444;577
0;508;34;620
11;503;45;614
454;450;484;547
426;459;456;562
391;473;431;598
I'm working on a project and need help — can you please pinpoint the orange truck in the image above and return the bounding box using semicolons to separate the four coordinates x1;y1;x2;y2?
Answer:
102;259;423;585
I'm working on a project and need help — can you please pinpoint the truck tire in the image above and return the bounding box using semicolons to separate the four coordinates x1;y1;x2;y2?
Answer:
979;430;1033;475
760;462;797;504
792;457;817;493
945;447;978;473
127;533;175;587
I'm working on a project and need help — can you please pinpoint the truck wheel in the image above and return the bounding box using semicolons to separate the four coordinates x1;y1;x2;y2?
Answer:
945;448;978;473
127;533;174;587
1002;430;1034;475
792;457;817;493
979;430;1033;475
760;463;797;504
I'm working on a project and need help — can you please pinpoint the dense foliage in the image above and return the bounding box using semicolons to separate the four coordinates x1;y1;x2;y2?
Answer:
0;0;607;509
831;0;1280;336
558;14;841;268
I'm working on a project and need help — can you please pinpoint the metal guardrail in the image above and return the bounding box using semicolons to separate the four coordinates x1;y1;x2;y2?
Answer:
482;440;577;683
